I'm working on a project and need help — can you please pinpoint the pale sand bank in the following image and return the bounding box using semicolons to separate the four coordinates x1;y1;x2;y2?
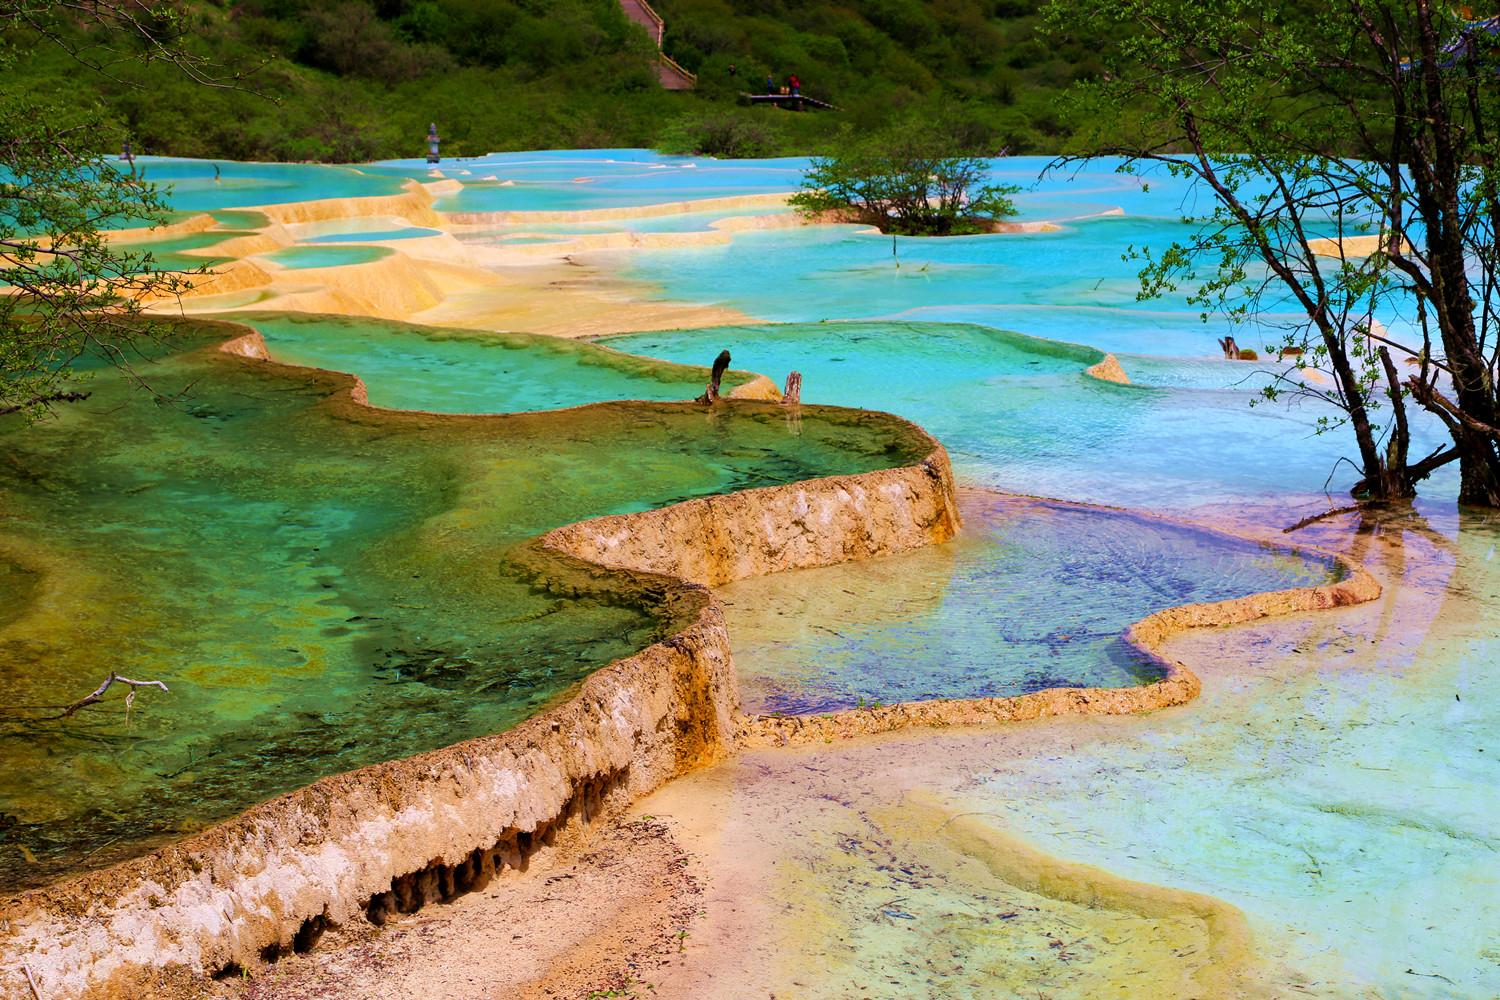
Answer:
1306;233;1413;258
405;256;754;338
142;235;752;337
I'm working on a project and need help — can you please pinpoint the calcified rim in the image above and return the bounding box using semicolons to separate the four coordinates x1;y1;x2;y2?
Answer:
899;791;1261;997
226;307;1370;746
108;182;1125;283
438;191;797;227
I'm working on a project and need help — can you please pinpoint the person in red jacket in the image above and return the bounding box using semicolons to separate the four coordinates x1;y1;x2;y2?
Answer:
789;74;801;96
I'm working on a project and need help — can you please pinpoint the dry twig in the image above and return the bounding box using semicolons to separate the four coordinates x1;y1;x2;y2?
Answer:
60;672;169;717
23;964;45;1000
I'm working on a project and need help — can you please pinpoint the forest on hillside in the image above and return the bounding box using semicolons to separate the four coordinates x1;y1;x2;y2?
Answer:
2;0;1117;161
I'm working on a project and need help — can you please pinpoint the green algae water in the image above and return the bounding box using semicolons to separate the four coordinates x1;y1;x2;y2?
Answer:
12;151;1489;997
238;315;1341;713
725;493;1342;714
0;322;928;892
243;313;765;414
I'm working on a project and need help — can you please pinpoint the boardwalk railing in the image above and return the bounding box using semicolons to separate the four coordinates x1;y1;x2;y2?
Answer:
657;52;697;90
619;0;664;46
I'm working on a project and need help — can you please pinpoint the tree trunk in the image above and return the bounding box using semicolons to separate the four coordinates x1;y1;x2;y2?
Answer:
1453;435;1500;507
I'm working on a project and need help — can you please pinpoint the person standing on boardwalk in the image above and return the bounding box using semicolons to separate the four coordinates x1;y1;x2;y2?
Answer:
766;74;775;94
789;74;800;96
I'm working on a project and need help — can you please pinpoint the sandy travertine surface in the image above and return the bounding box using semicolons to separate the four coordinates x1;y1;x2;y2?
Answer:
134;181;761;338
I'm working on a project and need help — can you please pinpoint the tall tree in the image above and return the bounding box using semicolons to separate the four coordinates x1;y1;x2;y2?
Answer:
1046;0;1500;506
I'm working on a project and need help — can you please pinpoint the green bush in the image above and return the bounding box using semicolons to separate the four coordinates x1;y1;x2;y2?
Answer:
787;114;1018;235
655;109;781;157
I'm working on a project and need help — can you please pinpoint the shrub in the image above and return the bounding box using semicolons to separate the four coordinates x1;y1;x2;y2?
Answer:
655;109;780;158
787;114;1018;235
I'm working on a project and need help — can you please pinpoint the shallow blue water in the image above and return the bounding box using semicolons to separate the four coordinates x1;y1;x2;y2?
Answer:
451;206;788;243
608;323;1457;510
374;151;809;213
303;227;443;242
727;495;1341;714
109;158;408;214
101;149;1491;999
244;312;754;412
18;149;1492;998
614;214;1401;358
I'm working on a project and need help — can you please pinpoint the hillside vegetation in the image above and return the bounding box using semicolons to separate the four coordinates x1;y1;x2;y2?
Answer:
4;0;1115;161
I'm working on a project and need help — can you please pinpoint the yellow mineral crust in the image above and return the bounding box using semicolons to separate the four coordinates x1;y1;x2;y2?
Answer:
539;451;962;588
267;253;444;320
1085;352;1130;383
99;213;218;243
752;791;1264;999
483;210;827;258
138;258;275;302
0;176;1392;994
439;192;793;227
1306;233;1412;258
182;233;286;259
249;182;442;228
0;313;1384;1000
723;374;782;400
357;232;476;266
903;793;1263;998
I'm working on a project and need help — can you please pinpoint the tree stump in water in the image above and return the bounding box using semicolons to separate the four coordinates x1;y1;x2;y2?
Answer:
782;371;802;435
1218;336;1258;361
696;350;731;404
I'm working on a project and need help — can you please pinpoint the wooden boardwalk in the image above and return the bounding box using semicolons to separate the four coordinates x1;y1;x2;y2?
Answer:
617;0;696;89
745;93;839;111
